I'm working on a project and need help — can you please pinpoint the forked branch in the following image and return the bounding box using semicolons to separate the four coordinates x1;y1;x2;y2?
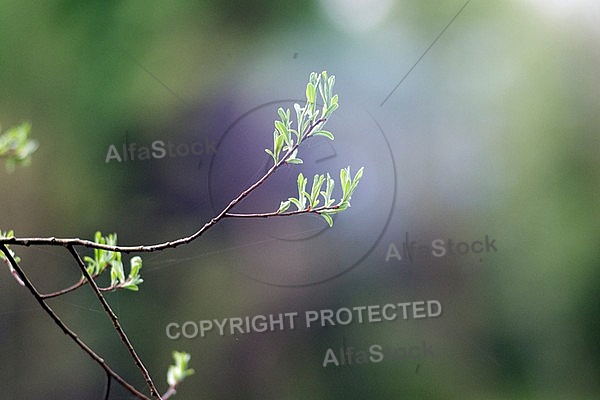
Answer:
0;71;364;399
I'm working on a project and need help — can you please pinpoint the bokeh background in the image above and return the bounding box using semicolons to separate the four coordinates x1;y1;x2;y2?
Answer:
1;0;599;399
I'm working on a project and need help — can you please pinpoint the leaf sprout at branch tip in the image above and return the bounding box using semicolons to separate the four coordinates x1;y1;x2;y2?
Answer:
167;351;195;388
270;71;364;227
84;231;144;291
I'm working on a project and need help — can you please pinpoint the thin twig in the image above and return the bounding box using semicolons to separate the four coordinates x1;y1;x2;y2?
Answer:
12;205;340;299
225;204;339;218
162;385;177;400
0;118;328;254
40;278;87;299
0;245;151;400
67;245;162;399
42;275;142;299
103;371;112;400
43;284;121;299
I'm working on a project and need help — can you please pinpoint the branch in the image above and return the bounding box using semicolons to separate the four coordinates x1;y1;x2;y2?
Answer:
40;278;87;299
23;116;330;395
162;386;177;400
103;371;112;400
41;276;134;299
0;71;356;399
0;119;329;254
0;244;151;400
0;107;332;399
225;204;340;219
66;245;162;399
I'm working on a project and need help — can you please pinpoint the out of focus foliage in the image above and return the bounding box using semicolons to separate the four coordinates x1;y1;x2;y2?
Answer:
0;123;37;172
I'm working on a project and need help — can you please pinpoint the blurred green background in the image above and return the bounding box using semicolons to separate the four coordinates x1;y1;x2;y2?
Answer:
1;0;599;399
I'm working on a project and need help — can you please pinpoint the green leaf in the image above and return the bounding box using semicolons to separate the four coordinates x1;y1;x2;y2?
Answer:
274;120;289;145
265;148;275;161
122;283;140;291
306;82;316;104
274;132;286;161
84;255;97;276
320;213;334;227
122;256;144;291
289;197;304;211
340;167;350;197
110;254;125;287
129;256;142;278
294;103;302;115
300;119;310;137
277;200;291;213
349;166;364;194
341;166;364;204
320;173;335;207
338;166;364;205
318;77;327;104
94;231;102;262
328;75;335;99
293;104;305;140
297;173;308;209
311;130;334;140
286;158;303;164
110;268;118;287
277;107;287;122
310;174;325;207
324;102;339;118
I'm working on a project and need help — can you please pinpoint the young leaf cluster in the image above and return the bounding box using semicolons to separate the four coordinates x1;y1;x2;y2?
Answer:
339;166;364;208
265;71;339;166
83;231;144;291
0;122;38;172
277;166;364;227
166;351;195;389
